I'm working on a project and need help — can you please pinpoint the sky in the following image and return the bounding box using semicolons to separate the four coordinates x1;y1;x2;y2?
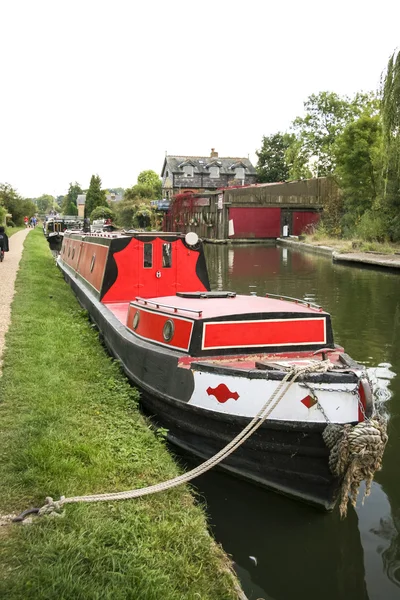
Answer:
1;0;399;199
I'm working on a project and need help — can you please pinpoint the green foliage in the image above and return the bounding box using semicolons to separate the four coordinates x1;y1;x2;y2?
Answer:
36;194;55;213
61;182;82;215
124;170;162;201
256;132;291;182
381;49;400;241
292;91;378;176
137;169;162;194
113;198;137;229
133;202;152;228
334;115;383;232
355;209;387;242
285;135;313;180
124;183;157;201
0;183;36;226
90;205;114;221
85;174;108;217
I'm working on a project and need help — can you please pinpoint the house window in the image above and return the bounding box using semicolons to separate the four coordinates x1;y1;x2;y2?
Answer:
209;166;219;178
183;165;194;177
166;170;169;177
235;167;245;179
144;243;153;268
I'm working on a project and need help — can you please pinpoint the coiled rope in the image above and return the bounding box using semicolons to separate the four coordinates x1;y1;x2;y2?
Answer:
37;361;331;516
323;416;388;518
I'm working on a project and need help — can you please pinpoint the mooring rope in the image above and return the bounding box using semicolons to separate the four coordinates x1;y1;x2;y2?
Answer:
36;361;331;516
323;416;388;518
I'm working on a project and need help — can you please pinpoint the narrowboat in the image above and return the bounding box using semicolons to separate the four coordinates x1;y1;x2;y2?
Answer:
57;230;378;510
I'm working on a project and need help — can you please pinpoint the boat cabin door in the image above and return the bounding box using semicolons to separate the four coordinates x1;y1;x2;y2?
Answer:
139;239;177;297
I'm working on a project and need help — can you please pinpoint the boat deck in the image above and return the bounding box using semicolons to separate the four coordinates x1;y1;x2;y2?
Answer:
105;294;325;322
104;298;340;371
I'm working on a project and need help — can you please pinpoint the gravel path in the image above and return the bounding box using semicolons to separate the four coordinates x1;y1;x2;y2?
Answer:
0;228;31;372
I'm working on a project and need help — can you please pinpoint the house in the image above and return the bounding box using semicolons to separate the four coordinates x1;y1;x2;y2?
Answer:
77;194;86;218
161;149;257;200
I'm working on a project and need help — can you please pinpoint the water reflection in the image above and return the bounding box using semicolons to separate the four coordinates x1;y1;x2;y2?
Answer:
202;243;400;600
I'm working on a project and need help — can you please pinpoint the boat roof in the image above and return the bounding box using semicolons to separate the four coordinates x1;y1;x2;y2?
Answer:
130;294;326;320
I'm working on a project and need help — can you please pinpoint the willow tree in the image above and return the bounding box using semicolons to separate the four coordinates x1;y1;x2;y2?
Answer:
381;49;400;241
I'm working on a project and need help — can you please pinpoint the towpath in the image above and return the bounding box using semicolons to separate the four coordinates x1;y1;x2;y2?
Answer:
277;238;400;269
0;229;30;372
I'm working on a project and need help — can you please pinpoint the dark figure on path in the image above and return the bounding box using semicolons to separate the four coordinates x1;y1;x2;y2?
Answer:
0;226;10;261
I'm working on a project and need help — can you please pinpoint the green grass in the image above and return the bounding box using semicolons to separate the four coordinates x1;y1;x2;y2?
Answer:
5;225;25;237
302;233;400;255
0;229;239;600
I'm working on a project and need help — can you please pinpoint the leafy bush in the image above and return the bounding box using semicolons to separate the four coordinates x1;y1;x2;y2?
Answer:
90;206;114;221
355;210;387;242
6;219;15;227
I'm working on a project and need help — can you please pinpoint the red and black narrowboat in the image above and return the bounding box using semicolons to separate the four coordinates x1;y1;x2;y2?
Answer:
58;230;376;510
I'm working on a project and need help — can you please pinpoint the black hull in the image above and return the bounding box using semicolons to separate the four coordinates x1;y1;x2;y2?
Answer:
141;392;339;510
60;263;340;510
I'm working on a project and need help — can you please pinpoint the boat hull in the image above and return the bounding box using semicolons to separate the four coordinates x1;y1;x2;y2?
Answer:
141;392;340;510
59;261;342;510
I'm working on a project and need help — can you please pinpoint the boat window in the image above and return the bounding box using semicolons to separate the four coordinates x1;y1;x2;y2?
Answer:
90;254;96;272
68;247;71;257
72;248;75;260
162;243;172;268
133;311;140;330
144;243;153;268
163;319;174;342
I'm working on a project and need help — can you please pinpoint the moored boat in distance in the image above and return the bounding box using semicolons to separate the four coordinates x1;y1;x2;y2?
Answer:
57;230;386;511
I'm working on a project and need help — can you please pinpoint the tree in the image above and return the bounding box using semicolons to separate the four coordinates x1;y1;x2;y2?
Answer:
124;183;156;202
381;49;400;241
90;205;114;221
137;170;162;198
334;115;383;233
85;175;108;217
62;182;82;215
292;91;378;176
36;194;55;213
0;183;35;226
256;133;291;182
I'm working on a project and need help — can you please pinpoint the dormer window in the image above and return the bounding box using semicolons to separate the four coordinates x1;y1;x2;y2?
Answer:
209;166;219;178
235;167;245;179
183;165;194;177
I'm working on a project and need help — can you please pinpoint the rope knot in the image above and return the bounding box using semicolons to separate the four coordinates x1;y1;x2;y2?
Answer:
323;416;388;518
38;496;66;517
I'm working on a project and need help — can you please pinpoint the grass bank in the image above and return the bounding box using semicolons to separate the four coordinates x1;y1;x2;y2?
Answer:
0;229;240;600
6;225;25;237
301;233;400;255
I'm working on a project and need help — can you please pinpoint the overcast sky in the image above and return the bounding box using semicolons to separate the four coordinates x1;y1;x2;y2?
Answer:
1;0;399;198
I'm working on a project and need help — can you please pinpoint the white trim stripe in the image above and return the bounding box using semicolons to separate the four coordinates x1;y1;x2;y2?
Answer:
201;317;326;350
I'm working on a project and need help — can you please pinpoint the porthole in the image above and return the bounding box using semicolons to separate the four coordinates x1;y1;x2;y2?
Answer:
62;245;65;254
163;319;175;342
90;254;96;272
68;247;71;257
133;311;140;330
72;248;75;260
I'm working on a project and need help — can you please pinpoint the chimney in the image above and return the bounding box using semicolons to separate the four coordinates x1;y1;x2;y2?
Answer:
210;148;218;158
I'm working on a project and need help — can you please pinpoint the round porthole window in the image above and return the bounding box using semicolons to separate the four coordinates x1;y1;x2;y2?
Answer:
68;247;71;257
163;319;175;342
90;254;96;272
72;248;75;260
133;311;140;330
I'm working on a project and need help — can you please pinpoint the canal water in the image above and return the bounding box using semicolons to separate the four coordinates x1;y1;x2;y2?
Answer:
191;243;400;600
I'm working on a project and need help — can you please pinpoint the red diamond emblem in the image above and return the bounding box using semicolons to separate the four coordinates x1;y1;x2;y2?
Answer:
301;395;317;409
206;384;239;404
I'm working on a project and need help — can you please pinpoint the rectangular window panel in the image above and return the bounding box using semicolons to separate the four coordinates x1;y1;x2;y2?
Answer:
162;243;172;268
144;243;153;268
